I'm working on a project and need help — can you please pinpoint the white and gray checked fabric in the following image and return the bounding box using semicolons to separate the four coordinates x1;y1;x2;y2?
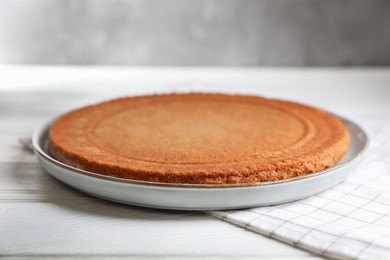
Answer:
210;117;390;260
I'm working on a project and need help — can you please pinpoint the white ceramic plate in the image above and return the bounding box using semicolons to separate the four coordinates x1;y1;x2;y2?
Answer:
33;116;368;210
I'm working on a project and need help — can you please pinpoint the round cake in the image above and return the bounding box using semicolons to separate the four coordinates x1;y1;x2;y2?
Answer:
49;93;350;184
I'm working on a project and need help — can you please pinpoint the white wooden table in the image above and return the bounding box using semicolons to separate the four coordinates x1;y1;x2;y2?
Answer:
1;65;389;259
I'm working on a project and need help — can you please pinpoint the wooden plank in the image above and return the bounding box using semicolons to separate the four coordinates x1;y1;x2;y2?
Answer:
0;135;36;163
0;116;51;135
0;202;316;258
0;161;316;258
0;98;93;116
0;163;97;202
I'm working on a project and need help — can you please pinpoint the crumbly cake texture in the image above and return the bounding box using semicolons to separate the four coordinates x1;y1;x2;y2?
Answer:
49;93;350;184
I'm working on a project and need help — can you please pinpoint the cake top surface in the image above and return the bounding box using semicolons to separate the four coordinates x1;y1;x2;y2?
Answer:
49;93;350;184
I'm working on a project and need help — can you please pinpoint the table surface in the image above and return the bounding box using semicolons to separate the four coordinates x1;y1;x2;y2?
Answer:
1;65;389;259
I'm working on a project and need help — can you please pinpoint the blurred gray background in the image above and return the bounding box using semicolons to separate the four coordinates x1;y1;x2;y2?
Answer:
0;0;389;66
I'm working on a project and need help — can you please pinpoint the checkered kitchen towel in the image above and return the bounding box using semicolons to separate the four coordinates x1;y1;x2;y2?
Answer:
209;117;390;260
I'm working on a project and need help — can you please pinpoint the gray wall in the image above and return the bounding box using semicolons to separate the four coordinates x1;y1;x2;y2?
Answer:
1;0;390;66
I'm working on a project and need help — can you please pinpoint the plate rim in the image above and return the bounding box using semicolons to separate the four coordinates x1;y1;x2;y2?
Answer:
32;114;369;189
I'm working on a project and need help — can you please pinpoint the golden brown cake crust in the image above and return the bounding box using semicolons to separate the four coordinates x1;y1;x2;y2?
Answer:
49;93;350;184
